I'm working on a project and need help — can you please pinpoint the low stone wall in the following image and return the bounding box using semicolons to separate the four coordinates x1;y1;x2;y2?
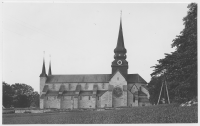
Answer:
14;109;52;113
3;109;15;114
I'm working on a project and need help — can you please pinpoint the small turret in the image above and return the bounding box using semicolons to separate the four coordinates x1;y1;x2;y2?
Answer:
48;55;52;76
40;58;47;77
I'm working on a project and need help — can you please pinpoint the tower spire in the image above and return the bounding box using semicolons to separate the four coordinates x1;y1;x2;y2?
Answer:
40;51;47;77
48;55;52;76
111;12;128;77
120;10;122;20
114;11;127;59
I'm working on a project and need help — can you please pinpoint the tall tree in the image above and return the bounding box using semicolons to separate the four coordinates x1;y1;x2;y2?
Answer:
12;83;34;108
150;3;197;103
2;82;40;108
3;82;14;108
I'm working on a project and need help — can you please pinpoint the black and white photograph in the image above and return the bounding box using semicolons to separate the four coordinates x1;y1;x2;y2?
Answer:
1;0;198;124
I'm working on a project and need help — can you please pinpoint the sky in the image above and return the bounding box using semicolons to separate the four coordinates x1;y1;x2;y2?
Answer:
2;2;190;92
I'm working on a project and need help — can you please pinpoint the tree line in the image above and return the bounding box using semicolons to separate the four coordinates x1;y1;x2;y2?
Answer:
3;82;39;108
148;3;197;104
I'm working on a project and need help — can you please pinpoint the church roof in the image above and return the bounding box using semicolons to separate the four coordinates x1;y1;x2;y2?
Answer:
97;90;107;97
46;74;111;83
138;91;147;96
63;91;75;96
46;91;59;96
127;74;147;84
79;91;93;96
46;74;147;84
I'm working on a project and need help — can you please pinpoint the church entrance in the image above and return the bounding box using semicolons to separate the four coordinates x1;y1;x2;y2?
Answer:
112;86;123;107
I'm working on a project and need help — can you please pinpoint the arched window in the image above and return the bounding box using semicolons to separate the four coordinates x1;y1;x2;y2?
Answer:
102;83;105;89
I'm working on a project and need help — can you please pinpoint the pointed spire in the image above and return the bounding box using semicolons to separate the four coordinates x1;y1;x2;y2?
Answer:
48;55;52;76
40;51;47;77
114;10;127;54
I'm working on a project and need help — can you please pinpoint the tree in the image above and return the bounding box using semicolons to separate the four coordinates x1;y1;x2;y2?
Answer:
150;3;197;103
2;82;14;108
29;91;40;107
147;77;163;104
2;82;40;108
12;83;36;108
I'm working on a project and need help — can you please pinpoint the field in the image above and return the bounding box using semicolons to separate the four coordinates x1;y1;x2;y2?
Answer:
2;104;198;124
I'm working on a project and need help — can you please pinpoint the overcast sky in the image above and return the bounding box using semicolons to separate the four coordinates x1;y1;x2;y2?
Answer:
2;2;190;92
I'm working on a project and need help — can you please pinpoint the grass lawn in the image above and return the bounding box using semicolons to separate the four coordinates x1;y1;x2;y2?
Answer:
2;104;198;124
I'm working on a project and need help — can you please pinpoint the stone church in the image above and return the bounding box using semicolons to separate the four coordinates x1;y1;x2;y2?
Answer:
39;18;151;109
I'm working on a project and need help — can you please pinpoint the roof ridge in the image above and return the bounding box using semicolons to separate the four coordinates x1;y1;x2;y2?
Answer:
49;74;111;76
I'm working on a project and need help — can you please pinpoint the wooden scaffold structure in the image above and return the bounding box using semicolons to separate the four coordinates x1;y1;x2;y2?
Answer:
157;75;170;105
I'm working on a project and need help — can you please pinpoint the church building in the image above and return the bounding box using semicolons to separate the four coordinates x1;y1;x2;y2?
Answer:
39;17;151;109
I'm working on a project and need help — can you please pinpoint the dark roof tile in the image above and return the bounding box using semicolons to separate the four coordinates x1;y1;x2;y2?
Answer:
46;74;111;83
59;85;65;92
46;74;147;84
63;91;75;96
127;74;147;84
79;91;93;96
138;91;147;96
97;90;107;97
46;91;58;96
42;85;49;92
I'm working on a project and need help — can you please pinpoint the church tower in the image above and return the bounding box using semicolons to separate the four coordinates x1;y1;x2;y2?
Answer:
111;16;128;78
39;58;47;95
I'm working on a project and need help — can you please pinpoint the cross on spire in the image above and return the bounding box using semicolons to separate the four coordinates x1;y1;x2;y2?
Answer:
120;10;122;19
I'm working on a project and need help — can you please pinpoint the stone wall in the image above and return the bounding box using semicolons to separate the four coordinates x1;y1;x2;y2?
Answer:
79;96;95;108
127;90;134;106
48;83;62;91
61;96;73;109
107;91;113;107
40;99;44;109
44;96;60;108
40;77;47;94
123;91;127;106
73;97;79;109
100;92;109;108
